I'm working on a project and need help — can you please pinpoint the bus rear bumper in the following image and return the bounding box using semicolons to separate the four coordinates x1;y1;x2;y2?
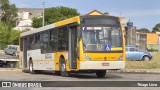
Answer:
79;61;125;70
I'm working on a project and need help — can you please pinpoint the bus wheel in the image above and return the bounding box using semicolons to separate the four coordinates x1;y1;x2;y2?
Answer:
29;60;36;74
96;70;106;78
59;58;70;77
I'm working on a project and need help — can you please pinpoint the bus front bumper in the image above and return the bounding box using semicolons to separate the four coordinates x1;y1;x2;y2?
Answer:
79;61;125;70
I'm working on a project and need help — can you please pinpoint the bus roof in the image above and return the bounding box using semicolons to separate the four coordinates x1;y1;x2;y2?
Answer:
21;23;55;37
21;16;80;37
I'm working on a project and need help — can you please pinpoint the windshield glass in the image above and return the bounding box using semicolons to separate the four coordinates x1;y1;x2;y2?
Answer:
82;26;122;52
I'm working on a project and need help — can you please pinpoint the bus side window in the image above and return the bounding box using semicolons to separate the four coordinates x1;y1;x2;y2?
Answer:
35;33;41;49
41;31;49;53
49;29;58;52
28;35;34;50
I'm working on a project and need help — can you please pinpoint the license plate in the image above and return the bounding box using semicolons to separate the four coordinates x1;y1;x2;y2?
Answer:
102;63;109;66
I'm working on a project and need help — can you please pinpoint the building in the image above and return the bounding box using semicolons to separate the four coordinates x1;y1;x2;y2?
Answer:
14;8;43;31
120;17;130;27
136;32;147;50
124;26;137;46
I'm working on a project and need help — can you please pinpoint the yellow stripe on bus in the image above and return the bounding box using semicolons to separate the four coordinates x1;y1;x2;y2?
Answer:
55;16;80;27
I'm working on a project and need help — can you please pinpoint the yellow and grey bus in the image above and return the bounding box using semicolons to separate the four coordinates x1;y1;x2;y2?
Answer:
19;10;125;77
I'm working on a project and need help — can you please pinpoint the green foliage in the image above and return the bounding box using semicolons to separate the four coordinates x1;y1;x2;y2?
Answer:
152;23;160;33
32;6;80;28
0;22;8;49
137;28;150;33
0;0;18;27
0;0;19;50
15;62;20;68
9;29;21;45
32;17;42;28
0;22;21;49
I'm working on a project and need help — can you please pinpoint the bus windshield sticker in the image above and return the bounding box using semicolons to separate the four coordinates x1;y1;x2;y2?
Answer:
45;54;52;59
86;27;94;30
105;44;111;51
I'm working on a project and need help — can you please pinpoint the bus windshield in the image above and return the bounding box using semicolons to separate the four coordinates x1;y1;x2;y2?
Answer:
82;26;122;52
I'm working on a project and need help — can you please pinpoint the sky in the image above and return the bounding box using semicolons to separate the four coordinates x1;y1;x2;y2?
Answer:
9;0;160;31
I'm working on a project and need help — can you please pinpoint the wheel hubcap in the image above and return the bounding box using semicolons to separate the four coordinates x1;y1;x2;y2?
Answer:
30;63;33;72
61;63;66;72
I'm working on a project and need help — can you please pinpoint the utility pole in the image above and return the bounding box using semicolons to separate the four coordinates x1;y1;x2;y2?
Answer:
42;2;45;27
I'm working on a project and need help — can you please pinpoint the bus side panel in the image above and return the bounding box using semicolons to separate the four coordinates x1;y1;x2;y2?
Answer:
27;49;55;70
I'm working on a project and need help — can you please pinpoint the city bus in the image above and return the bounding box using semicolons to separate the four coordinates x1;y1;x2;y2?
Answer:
19;10;126;77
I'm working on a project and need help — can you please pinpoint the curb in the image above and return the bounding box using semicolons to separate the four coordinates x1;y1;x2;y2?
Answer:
108;69;160;74
0;68;22;71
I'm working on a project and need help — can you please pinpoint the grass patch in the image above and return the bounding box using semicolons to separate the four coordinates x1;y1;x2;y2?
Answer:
15;62;20;68
125;53;160;69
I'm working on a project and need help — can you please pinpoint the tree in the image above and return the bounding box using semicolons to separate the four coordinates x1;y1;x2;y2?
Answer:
137;28;150;33
32;17;42;28
0;0;18;27
0;22;21;49
0;0;18;49
152;23;160;33
32;6;80;28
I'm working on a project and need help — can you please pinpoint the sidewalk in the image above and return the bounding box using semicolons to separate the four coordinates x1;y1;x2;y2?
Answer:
108;69;160;74
0;68;22;71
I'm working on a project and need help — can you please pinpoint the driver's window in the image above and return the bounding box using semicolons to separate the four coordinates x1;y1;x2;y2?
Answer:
134;48;138;51
129;48;135;51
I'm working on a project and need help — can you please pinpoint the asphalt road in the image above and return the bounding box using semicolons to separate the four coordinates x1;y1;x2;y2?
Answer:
0;71;160;81
0;71;160;90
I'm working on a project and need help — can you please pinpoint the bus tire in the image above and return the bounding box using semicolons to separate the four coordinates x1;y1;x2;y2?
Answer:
29;60;37;74
96;70;106;78
59;58;70;77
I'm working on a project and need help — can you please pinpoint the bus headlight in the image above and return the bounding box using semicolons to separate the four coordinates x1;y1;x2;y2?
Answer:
117;56;123;61
84;54;92;61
